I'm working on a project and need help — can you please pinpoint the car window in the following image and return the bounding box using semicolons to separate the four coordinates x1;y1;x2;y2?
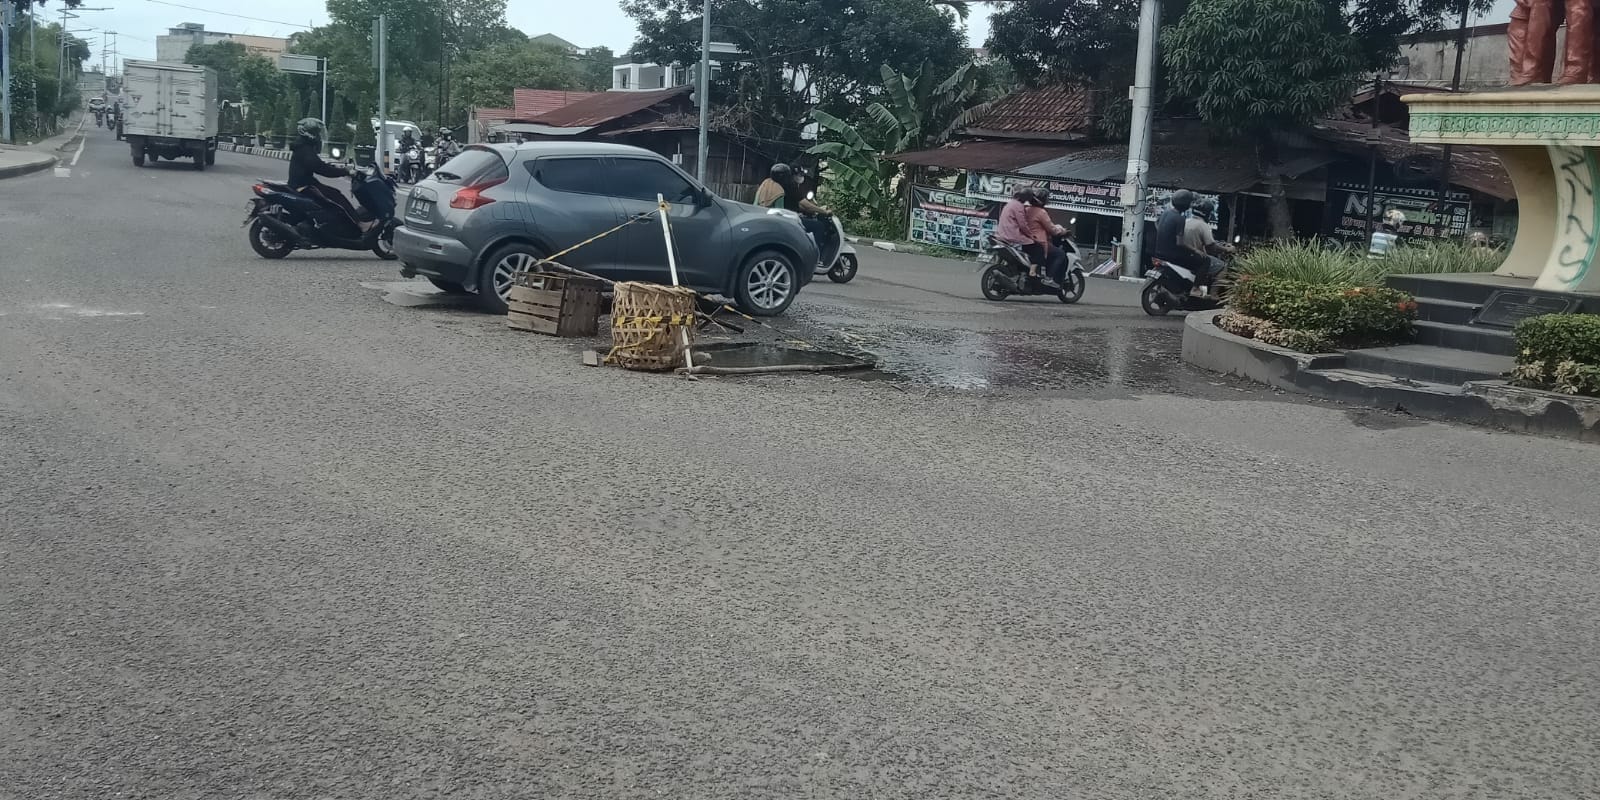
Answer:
606;158;698;203
433;147;508;185
530;157;606;194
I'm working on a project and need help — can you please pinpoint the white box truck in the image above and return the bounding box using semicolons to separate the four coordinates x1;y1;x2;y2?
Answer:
121;59;220;171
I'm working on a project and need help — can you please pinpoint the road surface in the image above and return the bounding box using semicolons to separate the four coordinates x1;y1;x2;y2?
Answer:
3;127;1597;799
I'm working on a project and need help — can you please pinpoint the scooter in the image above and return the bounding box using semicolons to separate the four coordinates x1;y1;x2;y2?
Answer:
817;215;858;283
397;146;423;184
978;233;1087;304
1140;255;1229;316
243;164;400;261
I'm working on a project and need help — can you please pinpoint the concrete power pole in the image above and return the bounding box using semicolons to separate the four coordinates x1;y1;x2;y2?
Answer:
377;14;387;173
695;0;710;183
1118;0;1161;277
2;0;13;143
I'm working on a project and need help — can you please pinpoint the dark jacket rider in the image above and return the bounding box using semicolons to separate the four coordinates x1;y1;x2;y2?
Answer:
288;118;368;230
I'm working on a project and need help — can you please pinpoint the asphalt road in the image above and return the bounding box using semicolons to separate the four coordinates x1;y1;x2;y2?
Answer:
3;128;1598;799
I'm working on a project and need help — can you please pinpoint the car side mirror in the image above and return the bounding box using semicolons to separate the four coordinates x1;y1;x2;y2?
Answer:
695;187;713;207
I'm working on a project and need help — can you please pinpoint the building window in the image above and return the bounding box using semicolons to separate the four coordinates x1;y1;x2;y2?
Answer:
619;71;630;89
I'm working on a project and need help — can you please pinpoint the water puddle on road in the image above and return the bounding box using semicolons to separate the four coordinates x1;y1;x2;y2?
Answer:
361;281;477;310
689;342;875;374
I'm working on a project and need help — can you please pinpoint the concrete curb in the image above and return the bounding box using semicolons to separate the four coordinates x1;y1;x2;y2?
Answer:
1181;309;1600;442
0;153;57;181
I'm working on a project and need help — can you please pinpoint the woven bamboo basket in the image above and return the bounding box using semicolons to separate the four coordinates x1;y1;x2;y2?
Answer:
608;282;699;371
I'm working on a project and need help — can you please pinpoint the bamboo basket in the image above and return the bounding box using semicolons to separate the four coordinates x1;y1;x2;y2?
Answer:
607;282;699;371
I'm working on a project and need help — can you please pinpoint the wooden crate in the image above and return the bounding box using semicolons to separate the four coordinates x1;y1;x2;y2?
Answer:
506;273;604;337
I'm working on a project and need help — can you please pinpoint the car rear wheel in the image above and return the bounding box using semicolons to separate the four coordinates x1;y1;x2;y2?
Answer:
478;242;546;314
735;250;799;316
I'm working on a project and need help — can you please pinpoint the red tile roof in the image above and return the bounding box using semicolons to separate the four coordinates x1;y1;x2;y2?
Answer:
512;89;601;121
963;86;1096;141
474;107;514;121
527;86;692;129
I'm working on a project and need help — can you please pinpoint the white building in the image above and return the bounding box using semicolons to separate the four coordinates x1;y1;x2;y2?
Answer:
156;23;288;63
611;42;743;91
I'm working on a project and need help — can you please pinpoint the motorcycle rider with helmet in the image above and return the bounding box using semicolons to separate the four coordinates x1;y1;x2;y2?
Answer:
288;118;368;231
756;163;838;260
1151;189;1209;279
435;126;461;162
1023;188;1067;289
1183;197;1232;296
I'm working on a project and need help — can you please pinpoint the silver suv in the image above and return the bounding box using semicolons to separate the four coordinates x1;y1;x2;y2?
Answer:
393;142;818;316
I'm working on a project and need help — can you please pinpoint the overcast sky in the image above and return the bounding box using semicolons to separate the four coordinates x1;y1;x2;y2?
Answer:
49;0;1515;72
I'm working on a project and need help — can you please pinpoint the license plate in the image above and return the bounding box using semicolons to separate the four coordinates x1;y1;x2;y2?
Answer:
406;196;434;217
241;199;259;226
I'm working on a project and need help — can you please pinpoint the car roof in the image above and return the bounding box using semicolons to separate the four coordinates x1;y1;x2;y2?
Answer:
502;141;663;159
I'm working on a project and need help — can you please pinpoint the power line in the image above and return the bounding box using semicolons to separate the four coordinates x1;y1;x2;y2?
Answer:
140;0;316;30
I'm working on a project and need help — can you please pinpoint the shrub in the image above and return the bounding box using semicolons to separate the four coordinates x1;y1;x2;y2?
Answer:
1511;314;1600;397
1382;241;1505;276
1227;276;1416;349
1235;241;1375;286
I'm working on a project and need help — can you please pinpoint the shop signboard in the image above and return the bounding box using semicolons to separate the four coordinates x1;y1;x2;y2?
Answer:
1327;182;1470;243
966;171;1217;220
909;185;998;251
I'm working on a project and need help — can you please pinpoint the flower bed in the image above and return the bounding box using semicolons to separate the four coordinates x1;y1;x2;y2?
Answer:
1509;314;1600;397
1217;276;1418;353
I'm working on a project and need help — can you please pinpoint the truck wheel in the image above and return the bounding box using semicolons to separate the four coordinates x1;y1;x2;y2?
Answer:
132;149;145;167
192;149;206;171
205;149;216;166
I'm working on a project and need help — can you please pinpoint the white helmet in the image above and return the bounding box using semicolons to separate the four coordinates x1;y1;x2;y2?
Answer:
1383;209;1406;227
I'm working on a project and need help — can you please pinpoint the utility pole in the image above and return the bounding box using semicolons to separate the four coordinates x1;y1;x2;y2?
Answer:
1436;0;1471;229
3;0;14;143
376;13;387;173
695;0;710;183
1118;0;1160;277
1365;75;1381;240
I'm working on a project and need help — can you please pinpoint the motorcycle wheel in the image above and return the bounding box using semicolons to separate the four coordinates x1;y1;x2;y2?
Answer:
248;217;294;260
1058;272;1086;304
371;222;398;261
1140;280;1174;316
828;253;859;284
980;265;1011;301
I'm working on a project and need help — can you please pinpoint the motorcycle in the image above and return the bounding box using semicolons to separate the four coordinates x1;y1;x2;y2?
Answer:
397;145;423;184
1139;239;1238;316
243;165;400;261
979;233;1086;304
769;196;857;284
422;146;439;181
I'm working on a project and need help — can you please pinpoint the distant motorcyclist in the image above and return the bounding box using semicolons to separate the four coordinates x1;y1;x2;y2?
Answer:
435;126;460;161
1023;188;1066;290
288;117;367;231
398;126;418;154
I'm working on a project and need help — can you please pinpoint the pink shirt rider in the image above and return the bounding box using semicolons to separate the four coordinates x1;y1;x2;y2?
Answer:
997;199;1032;246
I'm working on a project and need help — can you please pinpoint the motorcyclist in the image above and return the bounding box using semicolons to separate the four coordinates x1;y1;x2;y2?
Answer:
1183;197;1233;296
756;163;838;261
1151;189;1209;279
1023;188;1067;289
754;163;791;208
435;126;460;161
288;117;367;231
1368;209;1405;259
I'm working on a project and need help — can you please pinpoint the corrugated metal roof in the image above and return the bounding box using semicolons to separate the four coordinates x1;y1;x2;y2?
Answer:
528;87;691;129
887;140;1073;171
512;89;601;121
1021;143;1331;194
1307;119;1513;200
962;86;1095;141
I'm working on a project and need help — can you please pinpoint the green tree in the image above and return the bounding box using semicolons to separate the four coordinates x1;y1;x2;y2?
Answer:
807;61;987;231
1163;0;1364;236
577;46;615;92
184;41;248;104
456;41;579;109
622;0;967;154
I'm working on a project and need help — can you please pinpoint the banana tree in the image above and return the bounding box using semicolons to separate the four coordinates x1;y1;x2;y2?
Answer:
807;60;990;223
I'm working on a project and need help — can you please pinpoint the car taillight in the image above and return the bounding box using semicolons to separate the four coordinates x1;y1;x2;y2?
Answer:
450;177;507;210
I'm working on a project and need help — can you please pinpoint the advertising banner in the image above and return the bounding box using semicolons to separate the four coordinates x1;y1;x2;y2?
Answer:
909;185;998;251
967;171;1217;221
1327;182;1470;243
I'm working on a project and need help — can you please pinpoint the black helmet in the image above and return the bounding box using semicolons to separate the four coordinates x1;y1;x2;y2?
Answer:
1169;189;1194;211
1194;197;1216;221
1028;188;1051;206
296;117;325;147
770;163;793;183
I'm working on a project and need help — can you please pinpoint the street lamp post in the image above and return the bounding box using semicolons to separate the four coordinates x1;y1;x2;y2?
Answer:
695;0;710;183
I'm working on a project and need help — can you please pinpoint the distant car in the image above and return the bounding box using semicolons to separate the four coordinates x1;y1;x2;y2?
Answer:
393;142;819;316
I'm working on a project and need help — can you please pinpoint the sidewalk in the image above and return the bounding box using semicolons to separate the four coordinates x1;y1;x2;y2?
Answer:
0;116;84;180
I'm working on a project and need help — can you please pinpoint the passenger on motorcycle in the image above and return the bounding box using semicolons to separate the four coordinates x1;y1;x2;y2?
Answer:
288;118;367;231
1024;189;1069;289
756;163;837;261
1183;197;1233;296
996;189;1044;280
436;126;460;161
